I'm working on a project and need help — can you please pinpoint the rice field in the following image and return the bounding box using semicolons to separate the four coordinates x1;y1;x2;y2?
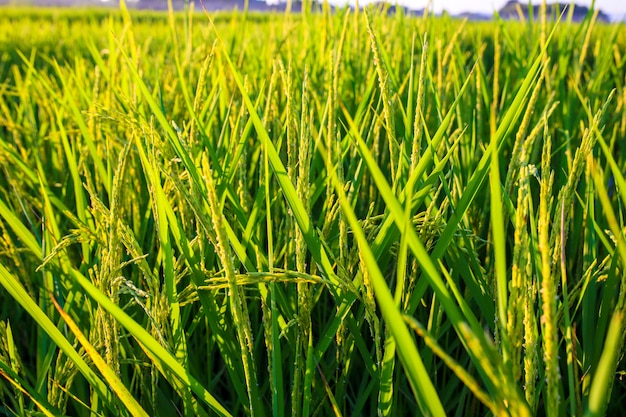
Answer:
1;2;625;416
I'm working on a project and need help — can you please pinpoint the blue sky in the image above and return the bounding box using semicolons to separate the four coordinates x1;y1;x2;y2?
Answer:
325;1;626;17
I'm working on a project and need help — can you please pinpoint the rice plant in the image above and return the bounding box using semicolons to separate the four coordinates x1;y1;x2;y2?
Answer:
0;2;625;416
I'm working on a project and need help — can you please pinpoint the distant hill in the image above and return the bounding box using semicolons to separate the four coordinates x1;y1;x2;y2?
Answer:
0;0;100;5
0;0;614;21
135;0;305;12
365;2;424;16
498;0;610;22
0;0;300;10
453;11;491;21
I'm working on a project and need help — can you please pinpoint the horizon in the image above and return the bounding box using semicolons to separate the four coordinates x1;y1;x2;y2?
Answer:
5;0;626;19
271;0;626;17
